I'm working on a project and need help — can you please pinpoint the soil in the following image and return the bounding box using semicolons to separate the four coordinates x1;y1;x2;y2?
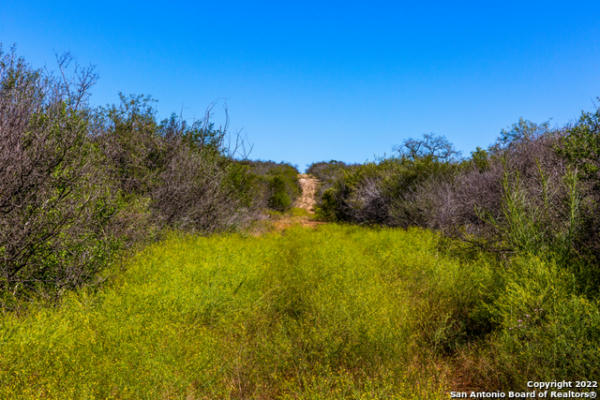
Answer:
294;174;319;213
269;174;323;231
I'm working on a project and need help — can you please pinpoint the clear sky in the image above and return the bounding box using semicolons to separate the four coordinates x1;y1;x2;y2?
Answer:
2;1;600;170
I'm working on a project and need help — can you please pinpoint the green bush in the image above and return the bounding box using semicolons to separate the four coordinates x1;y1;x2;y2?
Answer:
241;160;300;212
0;46;297;305
267;176;292;211
0;48;131;307
484;256;600;386
314;154;456;226
556;105;600;289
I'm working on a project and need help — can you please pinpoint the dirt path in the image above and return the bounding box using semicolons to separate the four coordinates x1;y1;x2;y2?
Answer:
294;174;319;213
268;174;322;232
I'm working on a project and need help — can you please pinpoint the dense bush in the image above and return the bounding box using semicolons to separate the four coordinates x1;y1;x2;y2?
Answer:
0;47;125;306
313;117;600;279
433;123;570;250
489;256;600;385
311;134;458;226
0;46;298;306
457;255;600;388
557;107;600;283
306;160;350;195
93;94;166;195
432;118;600;295
94;95;266;233
311;114;600;342
241;160;301;212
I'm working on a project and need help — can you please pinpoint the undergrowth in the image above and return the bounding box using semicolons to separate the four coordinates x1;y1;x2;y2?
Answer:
1;225;598;399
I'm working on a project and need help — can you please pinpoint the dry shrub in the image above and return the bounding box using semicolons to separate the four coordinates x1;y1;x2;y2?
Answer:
0;46;123;304
152;145;250;232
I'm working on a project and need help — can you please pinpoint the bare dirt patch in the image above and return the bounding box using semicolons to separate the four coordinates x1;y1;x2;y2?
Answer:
249;174;324;235
294;174;319;213
267;174;323;232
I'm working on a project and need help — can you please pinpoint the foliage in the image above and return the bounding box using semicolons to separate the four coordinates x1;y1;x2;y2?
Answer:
556;105;600;277
242;160;301;212
0;45;299;304
313;119;600;281
2;43;600;398
559;105;600;184
94;93;164;195
461;255;600;388
396;133;459;162
0;46;124;307
492;117;550;151
2;225;597;398
313;135;458;226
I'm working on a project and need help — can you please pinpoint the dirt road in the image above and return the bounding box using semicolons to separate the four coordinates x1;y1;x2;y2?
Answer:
267;174;321;232
294;174;319;213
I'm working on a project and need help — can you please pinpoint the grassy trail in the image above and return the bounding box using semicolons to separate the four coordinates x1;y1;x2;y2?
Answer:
0;221;480;399
2;175;596;399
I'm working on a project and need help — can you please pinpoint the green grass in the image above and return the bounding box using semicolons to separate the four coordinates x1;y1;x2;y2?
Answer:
288;207;312;217
1;224;598;399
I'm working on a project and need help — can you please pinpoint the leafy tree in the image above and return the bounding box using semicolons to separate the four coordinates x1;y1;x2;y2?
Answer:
492;118;550;151
95;93;165;194
471;146;489;172
396;133;459;162
0;46;122;305
559;105;600;187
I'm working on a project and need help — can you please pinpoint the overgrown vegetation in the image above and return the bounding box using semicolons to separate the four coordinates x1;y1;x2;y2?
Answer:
0;46;299;307
2;43;600;397
242;160;301;212
310;115;600;292
2;226;597;398
305;114;600;392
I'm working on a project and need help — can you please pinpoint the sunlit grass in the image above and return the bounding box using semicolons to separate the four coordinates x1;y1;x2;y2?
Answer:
1;224;598;398
0;226;460;398
288;207;312;217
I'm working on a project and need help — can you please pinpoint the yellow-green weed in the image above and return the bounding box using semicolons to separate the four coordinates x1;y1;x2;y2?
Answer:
2;224;596;399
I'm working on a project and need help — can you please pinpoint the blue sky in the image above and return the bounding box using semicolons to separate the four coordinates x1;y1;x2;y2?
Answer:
2;1;600;170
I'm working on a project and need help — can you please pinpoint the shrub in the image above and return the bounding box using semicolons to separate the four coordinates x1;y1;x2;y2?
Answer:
313;135;458;226
306;160;350;198
93;94;166;195
311;120;600;302
431;117;600;294
94;94;268;233
486;256;600;387
152;145;257;232
0;46;293;305
267;176;292;211
241;160;300;212
556;106;600;287
0;46;128;307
